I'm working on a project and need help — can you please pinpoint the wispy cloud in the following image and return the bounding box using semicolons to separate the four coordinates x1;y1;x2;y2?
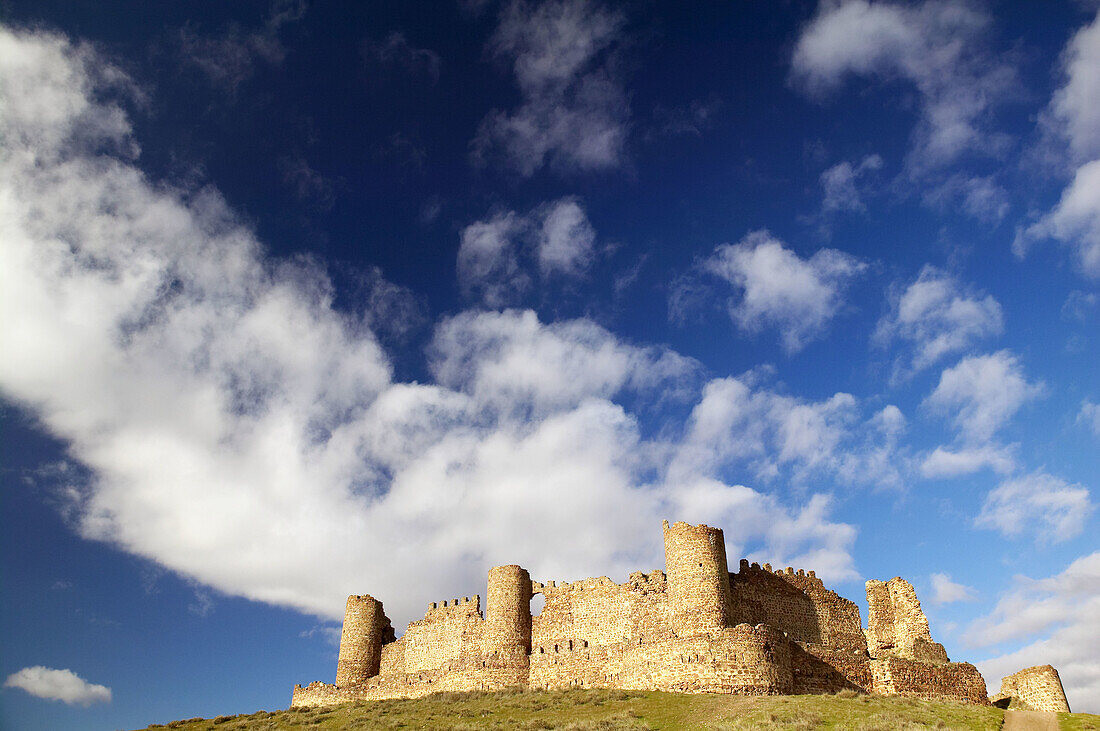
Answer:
791;0;1015;174
472;0;631;175
176;0;306;92
875;266;1004;380
457;197;599;307
976;471;1094;544
929;572;976;604
363;31;441;84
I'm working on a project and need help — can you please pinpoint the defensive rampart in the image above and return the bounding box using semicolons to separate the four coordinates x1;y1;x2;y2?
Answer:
291;520;1003;708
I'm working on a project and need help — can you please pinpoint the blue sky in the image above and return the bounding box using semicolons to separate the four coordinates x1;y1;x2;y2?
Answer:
1;1;1098;727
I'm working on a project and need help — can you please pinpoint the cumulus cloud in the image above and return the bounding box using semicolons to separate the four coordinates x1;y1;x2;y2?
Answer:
923;351;1043;444
976;471;1094;544
702;230;867;353
875;266;1004;379
472;0;630;175
457;197;598;306
791;0;1014;173
820;154;883;213
929;573;976;604
176;0;306;91
1019;9;1100;278
0;27;860;628
668;375;905;490
972;551;1100;713
4;667;111;706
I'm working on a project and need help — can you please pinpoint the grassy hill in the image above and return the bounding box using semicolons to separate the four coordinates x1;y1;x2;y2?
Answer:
137;689;1100;730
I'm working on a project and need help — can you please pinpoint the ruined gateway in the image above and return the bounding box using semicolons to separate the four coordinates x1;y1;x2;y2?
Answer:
293;520;991;707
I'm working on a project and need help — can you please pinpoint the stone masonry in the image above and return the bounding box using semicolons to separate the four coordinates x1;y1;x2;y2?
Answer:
292;521;993;707
991;665;1071;712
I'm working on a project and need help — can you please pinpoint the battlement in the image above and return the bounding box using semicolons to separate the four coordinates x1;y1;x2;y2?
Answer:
424;595;481;617
290;521;1026;709
736;558;825;589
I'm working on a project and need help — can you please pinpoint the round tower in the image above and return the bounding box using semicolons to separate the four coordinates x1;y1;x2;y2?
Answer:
335;594;386;686
486;564;532;660
663;520;733;636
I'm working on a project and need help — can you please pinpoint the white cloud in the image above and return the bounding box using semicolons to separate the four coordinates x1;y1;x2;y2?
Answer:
820;154;883;213
472;0;630;175
919;444;1015;478
976;471;1094;544
537;198;596;277
4;667;111;706
923;351;1043;444
457;210;530;307
1020;159;1100;278
1050;8;1100;164
875;266;1004;378
669;375;905;490
703;230;867;353
1079;401;1100;439
923;174;1011;224
929;572;976;604
972;551;1100;714
1019;10;1100;278
0;27;860;628
457;197;598;306
791;0;1014;172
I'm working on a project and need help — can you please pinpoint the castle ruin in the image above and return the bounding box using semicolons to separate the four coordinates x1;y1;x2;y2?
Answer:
292;521;991;706
991;665;1071;713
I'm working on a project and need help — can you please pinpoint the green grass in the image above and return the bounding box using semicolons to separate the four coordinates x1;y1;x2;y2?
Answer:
134;689;1100;730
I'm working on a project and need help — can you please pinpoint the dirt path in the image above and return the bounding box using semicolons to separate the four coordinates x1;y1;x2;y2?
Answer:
1002;709;1060;731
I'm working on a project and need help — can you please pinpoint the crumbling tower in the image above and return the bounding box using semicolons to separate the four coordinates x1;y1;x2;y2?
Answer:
335;594;391;686
486;564;533;663
663;520;733;636
865;577;948;664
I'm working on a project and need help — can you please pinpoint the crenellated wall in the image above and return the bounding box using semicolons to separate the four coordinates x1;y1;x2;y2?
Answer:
291;521;1012;709
729;560;865;652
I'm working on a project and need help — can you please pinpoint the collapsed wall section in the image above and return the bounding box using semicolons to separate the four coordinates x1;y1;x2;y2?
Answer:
992;665;1071;713
870;657;988;705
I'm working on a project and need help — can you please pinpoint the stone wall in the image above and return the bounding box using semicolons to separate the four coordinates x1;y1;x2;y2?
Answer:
531;572;670;649
730;560;865;651
870;657;988;705
402;596;483;672
865;578;949;664
292;520;1011;710
993;665;1071;713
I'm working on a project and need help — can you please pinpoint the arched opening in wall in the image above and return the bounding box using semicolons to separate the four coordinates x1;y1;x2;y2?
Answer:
531;593;545;617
